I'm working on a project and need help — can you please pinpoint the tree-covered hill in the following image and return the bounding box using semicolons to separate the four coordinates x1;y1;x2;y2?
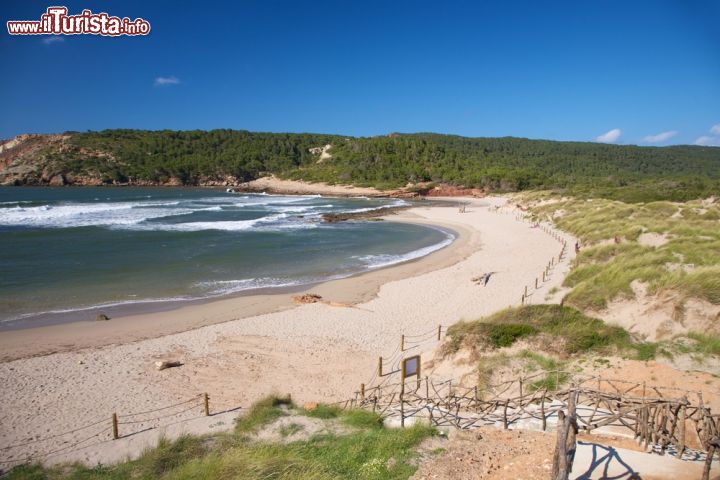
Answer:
1;129;718;201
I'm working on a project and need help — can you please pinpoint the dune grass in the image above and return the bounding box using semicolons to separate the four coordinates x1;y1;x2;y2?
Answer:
235;394;293;434
443;305;673;377
518;350;569;391
446;305;633;356
6;398;433;480
522;195;720;311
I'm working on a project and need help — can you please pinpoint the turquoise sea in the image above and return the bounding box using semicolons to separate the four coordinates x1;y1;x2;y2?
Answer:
0;187;453;327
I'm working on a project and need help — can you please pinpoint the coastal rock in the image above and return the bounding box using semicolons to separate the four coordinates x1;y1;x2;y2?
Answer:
95;313;110;321
48;174;67;186
321;205;409;223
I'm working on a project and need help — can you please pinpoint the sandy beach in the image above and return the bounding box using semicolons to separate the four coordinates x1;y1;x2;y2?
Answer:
0;196;574;468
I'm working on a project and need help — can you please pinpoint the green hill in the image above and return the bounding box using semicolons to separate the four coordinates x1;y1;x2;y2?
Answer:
2;129;718;201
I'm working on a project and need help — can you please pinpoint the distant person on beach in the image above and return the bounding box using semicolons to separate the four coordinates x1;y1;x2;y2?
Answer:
575;241;580;253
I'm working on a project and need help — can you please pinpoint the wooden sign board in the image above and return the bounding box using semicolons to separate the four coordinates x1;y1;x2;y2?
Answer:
402;355;420;379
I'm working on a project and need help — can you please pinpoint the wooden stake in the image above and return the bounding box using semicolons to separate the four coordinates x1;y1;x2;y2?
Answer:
677;406;686;459
401;334;405;352
360;383;365;401
112;413;119;440
378;356;383;376
400;360;406;428
535;278;538;289
703;443;718;480
503;400;509;429
203;392;210;416
437;324;442;341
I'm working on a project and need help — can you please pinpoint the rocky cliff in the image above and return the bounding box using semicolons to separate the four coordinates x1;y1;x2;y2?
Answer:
0;134;111;186
0;134;240;187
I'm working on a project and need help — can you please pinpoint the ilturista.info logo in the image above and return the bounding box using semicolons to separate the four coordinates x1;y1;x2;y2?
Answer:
7;6;150;36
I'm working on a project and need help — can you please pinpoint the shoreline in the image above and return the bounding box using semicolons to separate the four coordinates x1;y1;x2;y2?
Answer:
0;205;475;362
0;195;579;467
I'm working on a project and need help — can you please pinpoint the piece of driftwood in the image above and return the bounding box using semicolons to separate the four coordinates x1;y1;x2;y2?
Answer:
155;360;183;371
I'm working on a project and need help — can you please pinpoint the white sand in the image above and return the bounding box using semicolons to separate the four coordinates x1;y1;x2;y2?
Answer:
0;197;574;468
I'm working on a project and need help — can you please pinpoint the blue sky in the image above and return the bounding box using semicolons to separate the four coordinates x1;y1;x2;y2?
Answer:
1;0;719;145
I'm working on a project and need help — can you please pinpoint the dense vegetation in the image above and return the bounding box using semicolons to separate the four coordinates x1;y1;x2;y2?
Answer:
46;130;720;201
66;129;340;184
7;396;433;480
288;134;720;200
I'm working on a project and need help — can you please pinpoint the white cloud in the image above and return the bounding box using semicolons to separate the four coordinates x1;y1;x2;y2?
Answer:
643;131;678;143
694;136;720;147
41;35;64;45
693;124;720;146
595;128;622;144
154;76;180;86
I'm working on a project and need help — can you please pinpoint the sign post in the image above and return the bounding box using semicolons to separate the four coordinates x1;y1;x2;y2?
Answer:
400;355;421;428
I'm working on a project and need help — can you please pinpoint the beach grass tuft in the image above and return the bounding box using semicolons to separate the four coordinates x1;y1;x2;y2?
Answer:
5;397;433;480
446;305;632;356
234;394;294;434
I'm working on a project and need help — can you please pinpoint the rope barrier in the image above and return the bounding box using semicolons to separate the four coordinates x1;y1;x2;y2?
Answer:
117;395;203;419
0;392;245;469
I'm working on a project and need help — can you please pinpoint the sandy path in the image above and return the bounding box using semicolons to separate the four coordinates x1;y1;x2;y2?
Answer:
0;197;574;467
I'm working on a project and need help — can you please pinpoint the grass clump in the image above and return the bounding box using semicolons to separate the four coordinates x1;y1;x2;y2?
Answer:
518;350;568;391
342;409;384;429
446;305;631;356
303;403;341;419
486;324;537;348
235;394;293;434
686;332;720;356
631;342;660;361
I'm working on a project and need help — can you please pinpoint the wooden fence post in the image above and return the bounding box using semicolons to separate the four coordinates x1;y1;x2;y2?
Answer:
401;334;405;352
676;405;686;459
702;438;720;480
400;361;406;428
378;356;383;376
552;391;578;480
112;413;119;440
360;383;365;401
503;400;509;429
437;325;442;341
203;392;210;416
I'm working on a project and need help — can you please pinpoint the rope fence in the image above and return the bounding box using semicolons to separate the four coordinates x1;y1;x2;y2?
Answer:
0;392;244;470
